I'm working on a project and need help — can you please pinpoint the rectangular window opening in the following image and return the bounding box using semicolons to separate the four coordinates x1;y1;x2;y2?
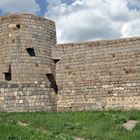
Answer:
4;73;12;81
26;48;36;57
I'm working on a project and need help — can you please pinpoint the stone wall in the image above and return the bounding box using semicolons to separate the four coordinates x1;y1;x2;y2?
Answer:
0;14;57;111
0;14;140;112
0;82;56;112
53;37;140;111
0;14;56;82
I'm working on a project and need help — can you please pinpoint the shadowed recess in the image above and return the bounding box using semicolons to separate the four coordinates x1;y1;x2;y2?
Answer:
46;74;58;94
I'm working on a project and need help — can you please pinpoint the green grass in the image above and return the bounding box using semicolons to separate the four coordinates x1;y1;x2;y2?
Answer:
0;110;140;140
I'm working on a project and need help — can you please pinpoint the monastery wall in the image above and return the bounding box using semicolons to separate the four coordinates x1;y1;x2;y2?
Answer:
53;38;140;111
0;14;140;112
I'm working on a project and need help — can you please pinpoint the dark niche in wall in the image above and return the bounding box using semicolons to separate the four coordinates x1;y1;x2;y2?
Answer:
36;62;39;67
46;74;58;94
4;64;12;81
26;48;36;57
4;73;12;81
16;24;20;29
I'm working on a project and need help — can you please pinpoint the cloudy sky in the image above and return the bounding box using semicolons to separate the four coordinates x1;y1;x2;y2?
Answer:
0;0;140;43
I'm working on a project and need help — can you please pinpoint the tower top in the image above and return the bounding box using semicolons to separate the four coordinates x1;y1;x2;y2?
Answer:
0;13;55;25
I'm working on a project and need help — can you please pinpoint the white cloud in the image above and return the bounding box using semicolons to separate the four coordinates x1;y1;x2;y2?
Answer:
0;0;39;14
122;19;140;37
45;0;140;43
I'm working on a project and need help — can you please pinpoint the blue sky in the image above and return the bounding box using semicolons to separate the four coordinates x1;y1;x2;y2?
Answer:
35;0;74;16
36;0;47;16
0;0;140;43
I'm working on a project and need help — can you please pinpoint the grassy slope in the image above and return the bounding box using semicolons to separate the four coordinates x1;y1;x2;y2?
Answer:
0;110;139;140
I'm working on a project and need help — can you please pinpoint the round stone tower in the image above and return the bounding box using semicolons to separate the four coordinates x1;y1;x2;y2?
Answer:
0;14;57;112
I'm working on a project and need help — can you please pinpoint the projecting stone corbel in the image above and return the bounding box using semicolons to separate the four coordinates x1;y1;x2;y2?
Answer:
52;57;60;63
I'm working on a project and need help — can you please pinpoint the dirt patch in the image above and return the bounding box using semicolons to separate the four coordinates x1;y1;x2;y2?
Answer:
17;121;30;127
123;120;138;131
74;138;85;140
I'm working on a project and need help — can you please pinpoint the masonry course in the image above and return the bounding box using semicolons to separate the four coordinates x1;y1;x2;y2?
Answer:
0;14;139;112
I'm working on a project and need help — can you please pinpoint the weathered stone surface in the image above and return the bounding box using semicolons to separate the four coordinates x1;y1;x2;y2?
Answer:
0;14;57;112
0;13;140;112
53;38;140;111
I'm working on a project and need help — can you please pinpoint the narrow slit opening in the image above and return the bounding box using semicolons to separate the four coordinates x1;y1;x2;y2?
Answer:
36;62;39;67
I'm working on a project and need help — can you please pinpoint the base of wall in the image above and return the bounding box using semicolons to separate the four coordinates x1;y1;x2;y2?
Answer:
57;96;140;112
0;82;57;112
0;82;139;112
